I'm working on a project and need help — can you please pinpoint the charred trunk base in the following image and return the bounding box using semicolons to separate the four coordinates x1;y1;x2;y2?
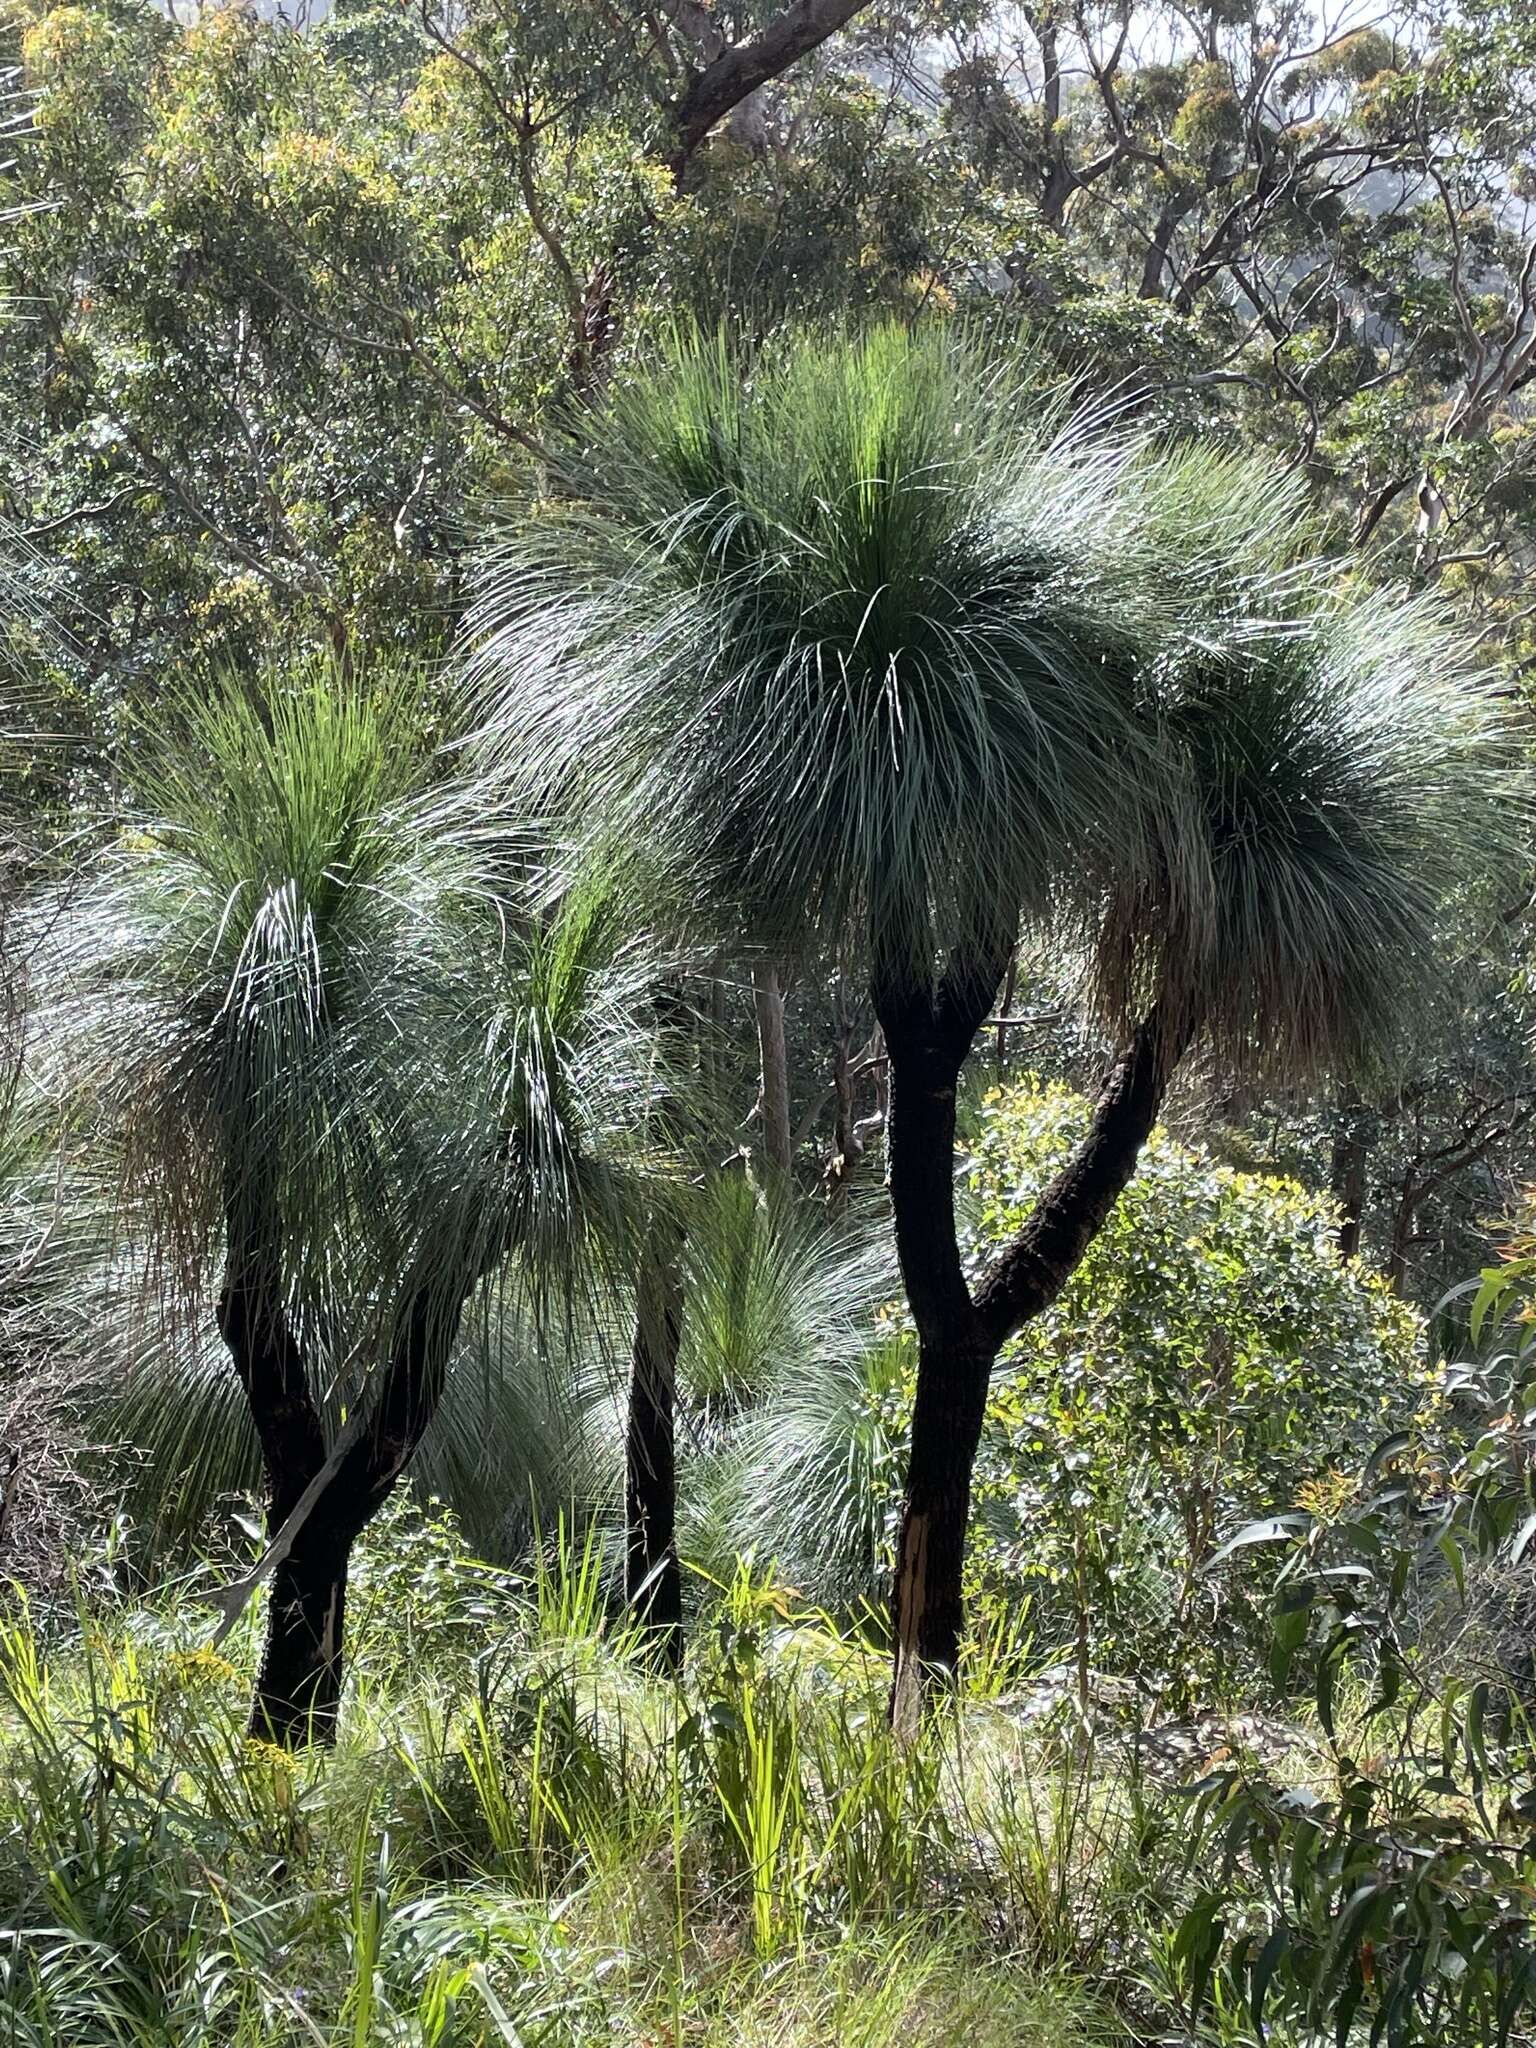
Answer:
249;1535;349;1748
626;1384;682;1669
888;1328;993;1741
219;1223;462;1749
625;1480;683;1673
626;1229;684;1672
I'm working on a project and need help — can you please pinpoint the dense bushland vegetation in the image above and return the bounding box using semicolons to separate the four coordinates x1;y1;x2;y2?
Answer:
6;3;1536;2043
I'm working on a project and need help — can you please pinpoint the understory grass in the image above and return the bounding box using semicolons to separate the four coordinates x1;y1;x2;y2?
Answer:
0;1505;1295;2046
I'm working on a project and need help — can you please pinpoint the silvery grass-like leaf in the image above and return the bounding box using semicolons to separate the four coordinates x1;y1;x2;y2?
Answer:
659;1172;907;1606
21;663;672;1411
1097;508;1529;1073
0;1075;633;1567
68;1285;622;1566
464;322;1179;982
26;669;451;1310
675;1168;900;1412
7;1125;895;1573
465;321;1526;1077
687;1330;912;1614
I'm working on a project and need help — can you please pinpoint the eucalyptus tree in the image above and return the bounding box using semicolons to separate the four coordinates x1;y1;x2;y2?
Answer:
465;324;1521;1726
30;670;656;1743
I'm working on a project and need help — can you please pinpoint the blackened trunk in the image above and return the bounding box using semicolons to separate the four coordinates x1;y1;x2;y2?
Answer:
888;1316;993;1737
971;1008;1187;1350
217;1229;326;1532
249;1528;350;1746
227;1268;462;1748
877;972;997;1735
626;1224;684;1668
882;1000;1186;1732
217;1202;330;1742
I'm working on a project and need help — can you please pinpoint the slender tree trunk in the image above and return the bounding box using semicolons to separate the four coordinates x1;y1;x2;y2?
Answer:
623;981;698;1666
626;1222;684;1668
881;1000;1187;1733
876;967;996;1736
972;1010;1188;1348
1330;1085;1369;1261
753;965;792;1175
826;971;858;1212
1384;1184;1418;1292
888;1310;994;1738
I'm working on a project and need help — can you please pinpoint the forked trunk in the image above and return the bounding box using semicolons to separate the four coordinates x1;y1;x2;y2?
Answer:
625;1222;684;1668
876;972;993;1736
217;1209;333;1743
220;1216;463;1747
247;1294;457;1745
882;1000;1186;1734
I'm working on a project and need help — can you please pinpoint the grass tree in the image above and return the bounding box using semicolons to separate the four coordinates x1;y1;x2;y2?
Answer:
30;669;656;1744
464;324;1521;1727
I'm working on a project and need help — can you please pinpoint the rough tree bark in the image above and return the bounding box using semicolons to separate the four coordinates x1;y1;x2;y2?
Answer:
217;1197;329;1740
625;1221;685;1669
667;0;871;176
219;1185;468;1746
250;1291;462;1745
874;948;1003;1735
753;965;792;1176
876;972;1187;1738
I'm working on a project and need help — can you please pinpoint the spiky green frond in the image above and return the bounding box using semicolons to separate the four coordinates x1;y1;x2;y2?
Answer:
27;667;455;1288
25;664;670;1375
688;1330;910;1612
468;321;1522;1080
466;322;1174;981
401;865;667;1321
1102;565;1527;1074
667;1173;906;1604
676;1170;898;1410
